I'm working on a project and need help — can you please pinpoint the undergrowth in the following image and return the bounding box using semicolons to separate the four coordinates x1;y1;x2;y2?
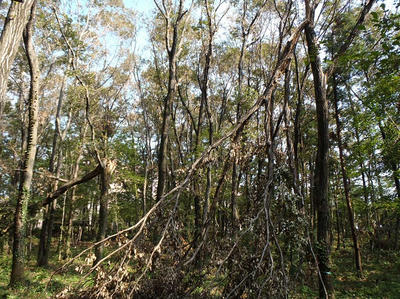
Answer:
0;240;399;298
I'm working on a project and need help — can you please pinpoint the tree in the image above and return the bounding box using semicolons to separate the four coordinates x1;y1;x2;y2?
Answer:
304;1;333;295
1;0;396;297
154;0;193;203
332;72;362;275
10;0;39;285
0;0;35;126
304;0;375;296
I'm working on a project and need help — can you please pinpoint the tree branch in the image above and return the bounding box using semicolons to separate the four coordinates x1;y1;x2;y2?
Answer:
326;0;376;77
43;164;102;206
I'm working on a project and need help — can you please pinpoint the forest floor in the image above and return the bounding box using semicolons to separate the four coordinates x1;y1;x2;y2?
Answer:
297;247;400;298
0;243;86;298
332;247;400;298
0;241;399;298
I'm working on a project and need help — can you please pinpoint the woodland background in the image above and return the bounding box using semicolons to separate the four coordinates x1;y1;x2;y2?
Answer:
0;0;399;298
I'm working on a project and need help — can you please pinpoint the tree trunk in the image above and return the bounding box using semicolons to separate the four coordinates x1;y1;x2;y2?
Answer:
156;88;172;202
392;165;400;249
332;74;362;276
10;0;39;285
334;186;341;250
0;0;35;124
62;129;86;259
43;164;101;206
57;193;67;260
94;160;116;264
38;80;65;266
41;156;62;264
197;1;215;252
377;123;400;249
304;1;334;296
156;4;182;202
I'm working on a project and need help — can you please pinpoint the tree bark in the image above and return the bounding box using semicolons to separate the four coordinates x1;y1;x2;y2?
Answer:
37;77;67;266
43;164;102;206
61;124;86;259
378;123;400;250
197;0;215;248
333;181;341;250
10;0;39;285
94;160;116;264
155;0;187;202
0;0;35;125
332;74;362;276
304;1;333;296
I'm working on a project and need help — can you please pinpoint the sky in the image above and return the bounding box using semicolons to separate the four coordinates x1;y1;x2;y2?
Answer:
121;0;399;55
123;0;157;58
123;0;399;16
124;0;155;16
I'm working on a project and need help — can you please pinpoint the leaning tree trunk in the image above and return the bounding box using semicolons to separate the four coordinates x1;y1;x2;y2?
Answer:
10;0;39;285
0;0;35;124
304;1;333;296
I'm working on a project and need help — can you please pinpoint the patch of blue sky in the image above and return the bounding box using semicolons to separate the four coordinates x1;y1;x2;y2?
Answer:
124;0;155;15
123;0;156;59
